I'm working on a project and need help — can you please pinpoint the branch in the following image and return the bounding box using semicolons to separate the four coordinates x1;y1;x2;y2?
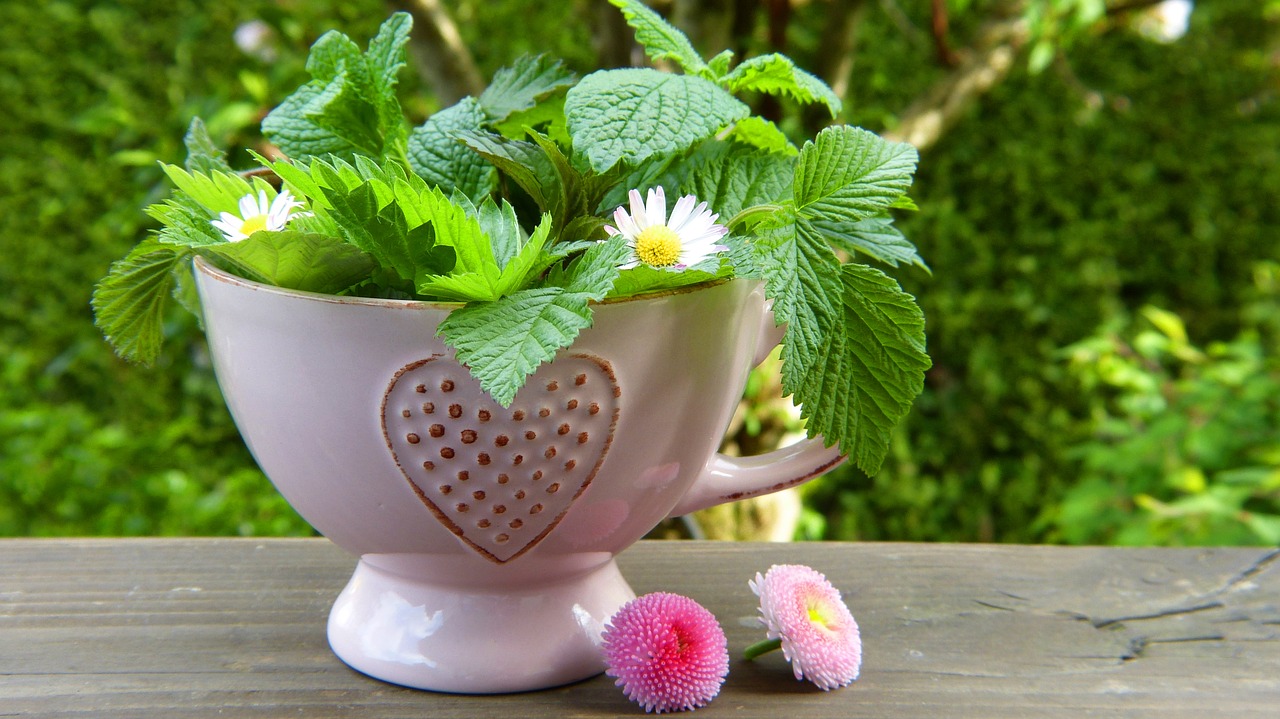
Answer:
883;13;1028;151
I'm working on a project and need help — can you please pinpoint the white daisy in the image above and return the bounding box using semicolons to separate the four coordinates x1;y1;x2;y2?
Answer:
605;187;729;271
211;188;308;242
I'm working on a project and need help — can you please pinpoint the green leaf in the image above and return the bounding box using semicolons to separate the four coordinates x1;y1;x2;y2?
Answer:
91;240;184;365
455;130;560;216
407;97;497;201
607;0;709;77
706;50;735;78
652;140;795;220
794;125;918;224
159;165;254;216
608;265;720;299
197;231;376;294
304;156;455;285
722;53;841;117
565;68;749;173
756;214;845;399
473;196;523;270
478;54;577;123
261;14;411;161
182;118;231;174
727;116;798;156
811;214;930;272
437;240;627;405
794;264;930;474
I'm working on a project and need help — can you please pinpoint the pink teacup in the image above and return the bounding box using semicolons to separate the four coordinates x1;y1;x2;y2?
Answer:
193;257;843;693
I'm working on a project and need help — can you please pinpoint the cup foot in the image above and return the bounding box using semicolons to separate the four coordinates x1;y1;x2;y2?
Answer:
327;556;635;693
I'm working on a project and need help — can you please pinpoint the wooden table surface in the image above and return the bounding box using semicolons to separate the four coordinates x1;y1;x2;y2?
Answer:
2;539;1277;717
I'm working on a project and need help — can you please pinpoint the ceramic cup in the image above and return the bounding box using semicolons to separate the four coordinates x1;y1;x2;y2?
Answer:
193;257;844;693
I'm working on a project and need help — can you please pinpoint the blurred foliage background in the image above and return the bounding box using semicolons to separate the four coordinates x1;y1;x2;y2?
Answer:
2;0;1277;544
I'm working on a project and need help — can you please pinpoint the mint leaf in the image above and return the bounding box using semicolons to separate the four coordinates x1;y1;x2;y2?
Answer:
262;13;411;161
652;140;794;219
417;211;554;302
794;264;930;474
159;165;255;217
565;68;748;173
438;240;627;405
812;214;930;272
197;231;376;294
608;0;710;77
182;118;231;174
304;156;455;286
722;53;841;117
407;97;497;201
455;130;560;217
727;116;798;156
478;54;577;123
608;265;720;299
756;214;845;399
794;125;917;224
92;240;184;365
472;196;523;270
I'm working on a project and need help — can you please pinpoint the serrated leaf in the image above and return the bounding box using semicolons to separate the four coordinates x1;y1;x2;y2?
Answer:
608;0;709;77
160;165;254;216
565;68;748;173
261;15;410;161
474;196;523;270
607;265;720;299
794;264;930;474
756;215;845;399
707;49;735;78
438;288;588;406
197;231;376;294
810;214;930;272
479;54;577;123
438;237;626;405
92;241;184;364
722;53;841;117
455;130;560;216
652;140;794;219
728;116;798;156
183;118;231;174
794;125;917;224
407;98;497;201
305;157;456;284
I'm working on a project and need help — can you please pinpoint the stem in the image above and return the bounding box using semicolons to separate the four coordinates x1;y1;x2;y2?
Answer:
727;203;783;230
743;637;782;661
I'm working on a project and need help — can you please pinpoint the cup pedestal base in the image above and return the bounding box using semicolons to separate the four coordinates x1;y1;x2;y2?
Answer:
326;556;635;693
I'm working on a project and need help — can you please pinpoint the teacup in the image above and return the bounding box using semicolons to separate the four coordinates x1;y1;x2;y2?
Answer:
193;257;844;693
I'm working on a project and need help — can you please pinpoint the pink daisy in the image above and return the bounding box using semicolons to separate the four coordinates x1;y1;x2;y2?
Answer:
601;592;729;713
747;564;862;690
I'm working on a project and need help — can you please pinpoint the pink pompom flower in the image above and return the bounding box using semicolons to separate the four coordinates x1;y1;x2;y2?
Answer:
601;592;729;713
747;564;862;691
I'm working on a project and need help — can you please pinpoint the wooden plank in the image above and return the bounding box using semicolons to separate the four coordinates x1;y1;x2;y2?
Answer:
0;539;1276;717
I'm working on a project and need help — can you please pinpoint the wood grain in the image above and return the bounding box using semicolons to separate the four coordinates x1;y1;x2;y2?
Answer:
1;539;1277;717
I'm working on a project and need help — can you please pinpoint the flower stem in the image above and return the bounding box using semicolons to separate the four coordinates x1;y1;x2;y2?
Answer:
743;637;782;661
727;204;783;231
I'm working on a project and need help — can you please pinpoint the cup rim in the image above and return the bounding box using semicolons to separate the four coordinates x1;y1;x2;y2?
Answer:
192;255;733;310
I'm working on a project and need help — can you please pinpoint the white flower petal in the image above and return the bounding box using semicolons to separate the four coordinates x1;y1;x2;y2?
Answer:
645;186;667;227
667;195;697;233
628;189;648;229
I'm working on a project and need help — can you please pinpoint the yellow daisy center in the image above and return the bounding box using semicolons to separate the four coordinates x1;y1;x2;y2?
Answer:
240;214;269;237
634;225;682;267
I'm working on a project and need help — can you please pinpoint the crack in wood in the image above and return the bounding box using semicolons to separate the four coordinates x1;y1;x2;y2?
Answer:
1092;601;1224;629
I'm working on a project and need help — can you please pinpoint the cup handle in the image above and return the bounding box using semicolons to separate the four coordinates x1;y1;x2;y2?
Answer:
665;436;846;518
665;304;846;519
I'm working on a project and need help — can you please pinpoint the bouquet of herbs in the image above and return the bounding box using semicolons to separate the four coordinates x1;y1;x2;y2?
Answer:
94;0;930;475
